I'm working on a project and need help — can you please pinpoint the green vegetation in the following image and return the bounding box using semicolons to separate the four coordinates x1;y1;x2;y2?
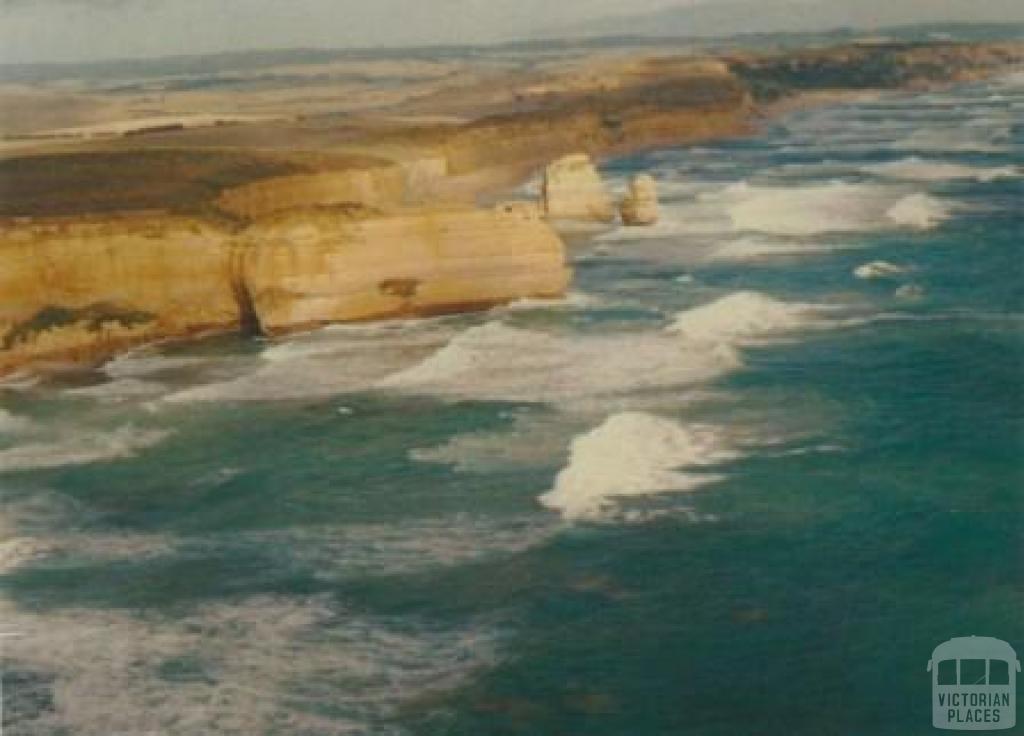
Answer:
731;44;962;102
2;303;155;350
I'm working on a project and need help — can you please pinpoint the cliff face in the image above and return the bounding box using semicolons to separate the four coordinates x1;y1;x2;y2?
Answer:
216;167;407;220
2;41;1020;375
439;68;752;176
242;205;570;334
0;215;239;373
0;205;570;373
541;154;615;223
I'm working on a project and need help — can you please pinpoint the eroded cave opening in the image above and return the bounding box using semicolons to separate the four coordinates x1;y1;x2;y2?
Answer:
231;276;262;337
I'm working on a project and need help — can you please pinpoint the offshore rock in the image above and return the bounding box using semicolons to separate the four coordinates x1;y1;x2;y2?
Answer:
541;154;615;224
620;174;659;226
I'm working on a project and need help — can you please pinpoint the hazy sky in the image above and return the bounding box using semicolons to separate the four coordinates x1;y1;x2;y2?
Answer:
0;0;1021;64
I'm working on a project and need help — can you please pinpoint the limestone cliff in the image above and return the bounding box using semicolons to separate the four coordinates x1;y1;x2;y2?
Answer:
620;175;659;226
2;41;1019;375
0;215;239;373
541;154;615;224
0;204;570;373
241;204;569;334
216;166;407;220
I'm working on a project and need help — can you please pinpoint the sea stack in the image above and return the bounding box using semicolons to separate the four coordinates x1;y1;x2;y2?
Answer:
541;154;615;224
620;174;659;226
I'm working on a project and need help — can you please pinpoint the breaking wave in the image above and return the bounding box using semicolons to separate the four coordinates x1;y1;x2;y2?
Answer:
862;157;1018;182
376;320;739;404
378;291;833;403
666;291;820;344
499;291;603;312
163;321;454;403
103;352;208;379
885;193;952;229
65;378;167;402
538;412;734;521
717;182;951;236
708;237;835;261
854;261;910;280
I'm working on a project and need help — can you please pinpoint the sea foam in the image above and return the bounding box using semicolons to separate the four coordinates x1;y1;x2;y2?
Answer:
0;408;33;434
538;412;732;521
163;321;454;403
377;320;740;404
667;291;819;344
885;193;951;229
65;378;167;402
718;182;950;236
854;261;910;280
863;157;1018;183
0;425;170;473
0;593;499;736
708;237;833;261
381;291;827;403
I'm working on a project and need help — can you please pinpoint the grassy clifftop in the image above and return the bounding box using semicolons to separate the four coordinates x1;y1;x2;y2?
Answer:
729;41;1023;101
1;41;1020;221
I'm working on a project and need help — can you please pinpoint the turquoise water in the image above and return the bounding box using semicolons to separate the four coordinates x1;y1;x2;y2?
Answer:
2;74;1022;735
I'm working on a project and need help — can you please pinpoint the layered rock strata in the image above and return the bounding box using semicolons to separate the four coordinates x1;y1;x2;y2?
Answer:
0;204;569;373
540;154;616;224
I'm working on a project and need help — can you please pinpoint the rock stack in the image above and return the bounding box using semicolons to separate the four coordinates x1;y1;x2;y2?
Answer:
619;174;659;226
541;154;616;224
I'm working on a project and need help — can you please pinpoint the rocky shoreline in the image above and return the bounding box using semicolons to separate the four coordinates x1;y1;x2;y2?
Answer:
1;40;1021;378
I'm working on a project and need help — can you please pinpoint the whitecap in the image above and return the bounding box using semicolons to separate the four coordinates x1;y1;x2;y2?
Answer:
717;182;949;236
538;412;734;521
499;291;602;312
0;407;33;434
708;237;833;261
0;532;175;574
666;291;820;344
64;378;167;402
164;321;456;403
376;320;740;404
103;352;207;379
380;292;840;404
885;193;950;229
854;261;910;280
0;425;171;473
895;284;926;301
863;157;1018;183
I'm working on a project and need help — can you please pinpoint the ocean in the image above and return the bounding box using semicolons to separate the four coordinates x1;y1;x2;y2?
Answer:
1;72;1022;735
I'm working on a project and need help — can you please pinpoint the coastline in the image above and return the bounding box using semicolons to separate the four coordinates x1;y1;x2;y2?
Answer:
1;40;1022;378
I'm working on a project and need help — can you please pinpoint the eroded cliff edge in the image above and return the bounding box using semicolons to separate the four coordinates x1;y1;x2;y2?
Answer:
0;204;569;374
1;40;1021;375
